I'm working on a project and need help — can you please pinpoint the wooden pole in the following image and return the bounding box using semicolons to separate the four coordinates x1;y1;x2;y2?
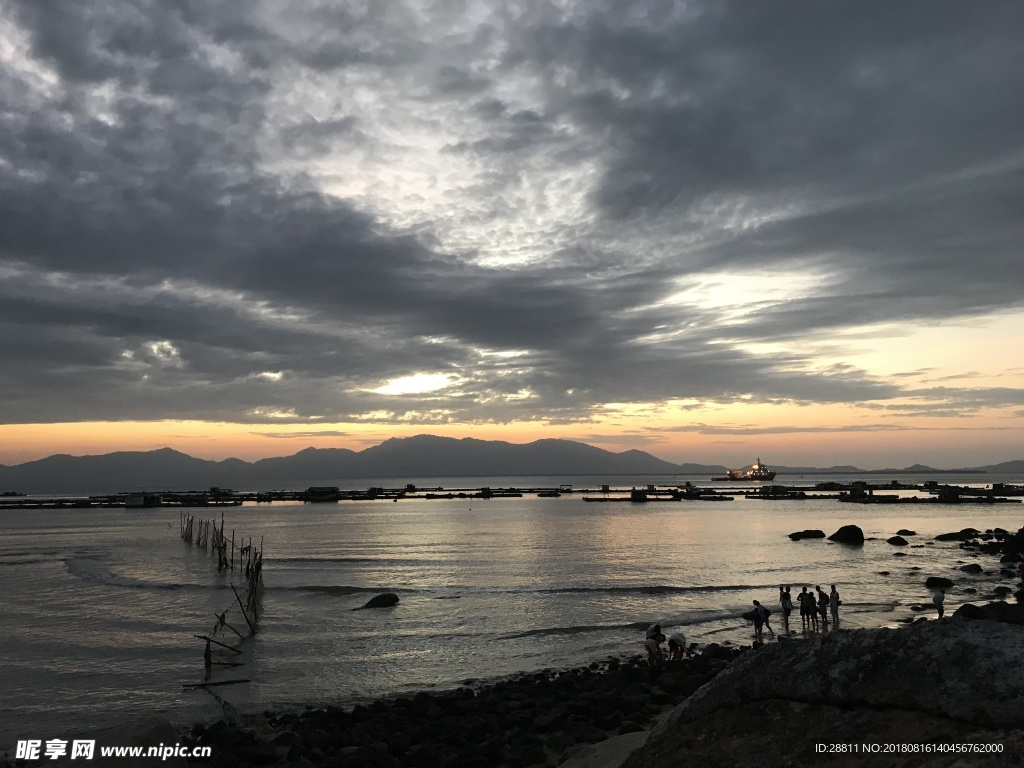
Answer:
230;583;257;634
215;612;246;641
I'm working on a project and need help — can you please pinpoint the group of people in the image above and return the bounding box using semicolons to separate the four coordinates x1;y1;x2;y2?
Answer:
644;567;1020;657
644;624;694;664
775;584;841;636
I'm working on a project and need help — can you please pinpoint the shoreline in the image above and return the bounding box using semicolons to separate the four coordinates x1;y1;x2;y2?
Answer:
177;646;749;768
6;610;1020;768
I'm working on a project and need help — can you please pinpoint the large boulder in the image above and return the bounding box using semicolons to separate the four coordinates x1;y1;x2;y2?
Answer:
623;621;1024;768
886;535;908;546
953;601;1024;626
935;528;980;541
827;525;864;545
925;576;954;589
353;592;400;610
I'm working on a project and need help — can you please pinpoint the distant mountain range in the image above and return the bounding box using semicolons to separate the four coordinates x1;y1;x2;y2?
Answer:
0;436;718;493
0;435;1020;493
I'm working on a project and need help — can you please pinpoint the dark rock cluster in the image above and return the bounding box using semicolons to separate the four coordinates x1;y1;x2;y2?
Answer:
182;648;746;768
940;525;1024;601
949;525;1024;561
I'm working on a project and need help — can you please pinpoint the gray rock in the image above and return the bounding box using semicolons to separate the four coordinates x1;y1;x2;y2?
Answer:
353;592;400;610
624;622;1024;768
788;529;826;541
827;525;864;545
925;576;954;588
886;535;908;546
959;563;983;574
953;600;1024;626
935;528;980;541
559;732;648;768
896;529;917;536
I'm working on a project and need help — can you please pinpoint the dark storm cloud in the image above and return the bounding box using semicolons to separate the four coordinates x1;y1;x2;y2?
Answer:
567;2;1019;304
0;1;1021;425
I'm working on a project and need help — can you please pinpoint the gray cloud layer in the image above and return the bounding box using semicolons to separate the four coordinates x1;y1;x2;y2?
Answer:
1;1;1021;424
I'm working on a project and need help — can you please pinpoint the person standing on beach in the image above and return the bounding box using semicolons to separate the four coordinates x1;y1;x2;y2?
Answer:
779;586;794;634
829;585;841;625
816;586;829;631
933;589;945;619
797;587;813;630
752;600;769;642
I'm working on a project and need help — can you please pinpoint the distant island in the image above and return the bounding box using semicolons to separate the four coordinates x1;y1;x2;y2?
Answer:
0;434;1020;493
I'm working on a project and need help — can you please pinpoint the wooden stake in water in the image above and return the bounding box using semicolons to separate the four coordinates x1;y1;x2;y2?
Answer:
230;583;257;634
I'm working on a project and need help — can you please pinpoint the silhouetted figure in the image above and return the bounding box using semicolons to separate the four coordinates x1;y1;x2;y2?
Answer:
830;584;841;624
780;586;794;634
816;586;829;631
797;587;814;630
933;589;945;618
667;631;687;660
645;624;666;664
751;600;773;642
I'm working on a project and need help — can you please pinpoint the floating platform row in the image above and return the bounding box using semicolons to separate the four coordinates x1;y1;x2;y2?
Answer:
1;480;1020;509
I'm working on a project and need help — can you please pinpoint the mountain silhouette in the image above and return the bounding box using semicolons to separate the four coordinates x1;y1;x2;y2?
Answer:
0;435;721;493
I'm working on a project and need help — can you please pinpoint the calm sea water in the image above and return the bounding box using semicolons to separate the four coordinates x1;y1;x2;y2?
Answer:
2;472;1022;746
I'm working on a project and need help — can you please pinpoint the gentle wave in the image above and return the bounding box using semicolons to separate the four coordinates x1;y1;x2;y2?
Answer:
280;585;414;596
64;558;194;591
536;584;772;595
271;557;449;566
504;622;651;638
505;606;773;639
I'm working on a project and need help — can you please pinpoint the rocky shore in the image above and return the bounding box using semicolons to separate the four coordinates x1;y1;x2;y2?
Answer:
179;645;745;768
625;617;1024;768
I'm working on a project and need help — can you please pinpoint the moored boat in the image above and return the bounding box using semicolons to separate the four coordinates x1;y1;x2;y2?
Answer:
713;458;777;481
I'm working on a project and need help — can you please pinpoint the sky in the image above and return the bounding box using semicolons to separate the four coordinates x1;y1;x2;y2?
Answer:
1;1;1022;469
